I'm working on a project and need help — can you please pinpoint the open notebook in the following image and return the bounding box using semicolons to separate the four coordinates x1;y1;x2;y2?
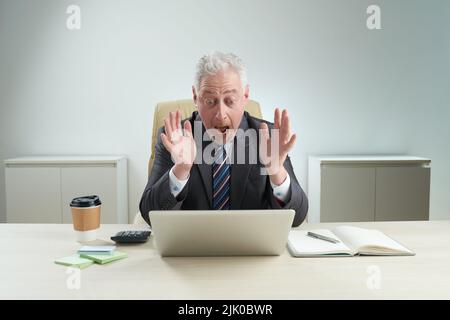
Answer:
288;226;415;257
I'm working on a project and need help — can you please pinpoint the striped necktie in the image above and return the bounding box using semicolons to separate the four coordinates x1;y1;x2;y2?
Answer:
212;146;231;210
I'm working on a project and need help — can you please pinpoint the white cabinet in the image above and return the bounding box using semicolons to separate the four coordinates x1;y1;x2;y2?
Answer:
308;156;431;223
5;156;128;224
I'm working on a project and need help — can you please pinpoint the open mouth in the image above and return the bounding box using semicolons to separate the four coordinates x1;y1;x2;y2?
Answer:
214;125;229;134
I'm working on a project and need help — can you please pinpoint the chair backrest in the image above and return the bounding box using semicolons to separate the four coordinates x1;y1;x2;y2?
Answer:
147;99;262;176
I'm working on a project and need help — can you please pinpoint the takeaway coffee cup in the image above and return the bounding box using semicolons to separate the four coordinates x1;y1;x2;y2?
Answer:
70;195;101;242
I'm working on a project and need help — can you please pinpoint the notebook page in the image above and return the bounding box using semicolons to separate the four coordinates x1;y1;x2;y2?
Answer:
332;226;413;254
288;229;355;256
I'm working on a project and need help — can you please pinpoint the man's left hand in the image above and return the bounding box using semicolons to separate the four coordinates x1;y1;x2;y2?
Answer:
259;108;297;185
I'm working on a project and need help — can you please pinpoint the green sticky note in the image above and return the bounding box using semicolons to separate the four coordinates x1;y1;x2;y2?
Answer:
54;254;94;269
80;251;127;265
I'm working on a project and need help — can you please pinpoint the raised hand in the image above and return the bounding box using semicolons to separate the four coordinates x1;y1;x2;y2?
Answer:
160;110;197;180
259;108;297;185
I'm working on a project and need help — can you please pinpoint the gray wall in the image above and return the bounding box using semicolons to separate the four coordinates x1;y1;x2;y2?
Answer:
1;0;449;222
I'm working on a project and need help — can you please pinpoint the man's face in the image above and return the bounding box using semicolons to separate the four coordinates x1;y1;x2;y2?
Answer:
193;68;249;144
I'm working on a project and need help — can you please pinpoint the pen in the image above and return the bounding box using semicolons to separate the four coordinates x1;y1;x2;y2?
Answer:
307;231;340;244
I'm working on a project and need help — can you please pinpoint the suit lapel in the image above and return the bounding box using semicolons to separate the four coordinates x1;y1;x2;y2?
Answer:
230;114;253;209
196;162;212;207
193;114;213;207
230;151;252;209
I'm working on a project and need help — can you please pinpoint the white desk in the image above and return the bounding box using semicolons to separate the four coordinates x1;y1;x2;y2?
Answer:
1;221;450;299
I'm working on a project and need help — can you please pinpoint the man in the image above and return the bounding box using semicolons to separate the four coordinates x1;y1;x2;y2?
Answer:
140;51;308;227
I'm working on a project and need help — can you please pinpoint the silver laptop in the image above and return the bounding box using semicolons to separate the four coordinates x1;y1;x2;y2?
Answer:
150;209;295;256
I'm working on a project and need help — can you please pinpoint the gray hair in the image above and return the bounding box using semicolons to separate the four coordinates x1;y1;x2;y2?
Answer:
194;51;248;92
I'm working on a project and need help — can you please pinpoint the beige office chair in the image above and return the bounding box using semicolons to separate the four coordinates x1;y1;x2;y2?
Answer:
133;99;263;225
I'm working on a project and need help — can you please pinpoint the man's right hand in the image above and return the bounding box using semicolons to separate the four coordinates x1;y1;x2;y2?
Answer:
160;110;197;180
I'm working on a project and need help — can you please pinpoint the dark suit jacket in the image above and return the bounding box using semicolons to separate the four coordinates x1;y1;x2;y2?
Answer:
139;111;308;227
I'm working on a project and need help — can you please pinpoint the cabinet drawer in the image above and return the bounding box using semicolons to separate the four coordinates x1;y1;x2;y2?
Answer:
5;167;62;223
375;167;430;221
321;166;375;222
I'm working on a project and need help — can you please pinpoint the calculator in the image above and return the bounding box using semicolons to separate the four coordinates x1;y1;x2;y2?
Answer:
111;230;151;243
